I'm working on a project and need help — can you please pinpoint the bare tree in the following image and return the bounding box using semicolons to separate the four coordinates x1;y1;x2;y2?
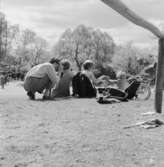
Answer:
0;12;7;61
53;25;115;70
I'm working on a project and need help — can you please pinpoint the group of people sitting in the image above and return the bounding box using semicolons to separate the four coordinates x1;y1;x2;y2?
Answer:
23;57;140;101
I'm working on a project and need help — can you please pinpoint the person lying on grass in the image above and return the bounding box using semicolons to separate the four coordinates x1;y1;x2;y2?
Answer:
97;71;141;101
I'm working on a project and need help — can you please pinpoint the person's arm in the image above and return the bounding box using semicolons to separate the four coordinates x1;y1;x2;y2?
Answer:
90;73;104;86
96;75;117;86
46;65;59;87
108;79;118;84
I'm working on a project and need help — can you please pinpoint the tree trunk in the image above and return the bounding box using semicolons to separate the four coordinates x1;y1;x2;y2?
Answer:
0;18;2;60
155;38;164;113
74;43;81;71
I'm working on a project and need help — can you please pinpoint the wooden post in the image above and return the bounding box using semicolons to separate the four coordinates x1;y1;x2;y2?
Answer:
100;0;164;113
100;0;163;38
155;38;164;113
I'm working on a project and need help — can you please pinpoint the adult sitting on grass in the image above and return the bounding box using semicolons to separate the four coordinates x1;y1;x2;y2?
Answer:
72;60;106;98
24;57;60;100
52;59;74;98
81;60;105;86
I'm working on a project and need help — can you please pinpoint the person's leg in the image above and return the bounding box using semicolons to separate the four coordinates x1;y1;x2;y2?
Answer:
24;75;52;100
27;91;35;100
39;75;54;100
43;89;52;98
37;76;52;94
108;87;127;100
24;77;36;100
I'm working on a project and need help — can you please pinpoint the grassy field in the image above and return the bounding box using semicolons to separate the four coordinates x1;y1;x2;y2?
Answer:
0;82;164;167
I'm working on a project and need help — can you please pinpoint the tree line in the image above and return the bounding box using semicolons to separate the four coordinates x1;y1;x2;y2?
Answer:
0;12;156;78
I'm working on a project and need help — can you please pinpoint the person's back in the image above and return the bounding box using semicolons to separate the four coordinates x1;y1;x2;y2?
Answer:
25;62;53;79
72;60;97;98
53;70;74;97
52;59;74;97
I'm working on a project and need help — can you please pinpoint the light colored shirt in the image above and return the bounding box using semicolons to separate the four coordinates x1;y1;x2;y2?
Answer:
117;78;129;91
25;62;58;86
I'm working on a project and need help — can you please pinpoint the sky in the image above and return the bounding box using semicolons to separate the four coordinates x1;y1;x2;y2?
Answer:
1;0;164;48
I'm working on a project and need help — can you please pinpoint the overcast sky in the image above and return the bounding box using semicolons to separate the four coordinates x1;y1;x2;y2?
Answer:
2;0;164;47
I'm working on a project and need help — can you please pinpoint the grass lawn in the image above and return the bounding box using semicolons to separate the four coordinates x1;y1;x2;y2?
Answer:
0;81;164;167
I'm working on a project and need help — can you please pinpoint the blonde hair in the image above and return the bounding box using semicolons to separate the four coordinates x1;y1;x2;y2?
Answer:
117;71;126;79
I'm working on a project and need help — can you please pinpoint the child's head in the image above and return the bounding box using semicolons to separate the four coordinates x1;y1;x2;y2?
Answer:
61;59;71;71
83;60;94;71
117;71;126;80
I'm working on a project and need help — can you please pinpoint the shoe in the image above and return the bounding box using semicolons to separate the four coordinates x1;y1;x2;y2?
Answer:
27;92;35;100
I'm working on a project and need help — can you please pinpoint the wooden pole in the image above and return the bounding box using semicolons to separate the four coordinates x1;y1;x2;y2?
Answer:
155;38;164;113
99;0;164;113
100;0;163;38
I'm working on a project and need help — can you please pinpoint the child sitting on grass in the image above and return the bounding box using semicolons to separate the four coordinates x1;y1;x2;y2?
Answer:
117;71;129;91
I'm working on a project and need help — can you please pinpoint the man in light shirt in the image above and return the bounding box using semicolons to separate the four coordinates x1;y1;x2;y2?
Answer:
24;58;60;100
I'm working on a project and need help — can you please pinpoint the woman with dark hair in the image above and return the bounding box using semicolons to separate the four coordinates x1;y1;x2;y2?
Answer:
52;59;74;97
